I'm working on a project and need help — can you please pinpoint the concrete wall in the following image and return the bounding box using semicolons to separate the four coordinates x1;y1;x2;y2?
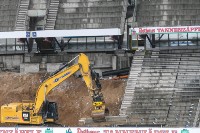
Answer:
0;52;131;75
67;53;113;68
47;63;62;72
0;0;18;31
20;63;40;73
24;53;66;63
0;55;23;70
20;63;62;73
135;0;200;27
66;53;113;76
66;52;131;76
29;0;47;10
21;53;115;75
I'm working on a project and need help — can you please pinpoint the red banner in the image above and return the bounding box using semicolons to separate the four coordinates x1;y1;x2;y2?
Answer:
133;26;200;34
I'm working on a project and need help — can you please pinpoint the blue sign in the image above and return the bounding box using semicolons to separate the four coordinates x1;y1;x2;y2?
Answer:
32;32;37;38
26;32;30;38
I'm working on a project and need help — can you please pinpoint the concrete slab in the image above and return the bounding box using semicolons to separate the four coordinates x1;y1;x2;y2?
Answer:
79;115;128;126
20;63;40;73
47;63;62;72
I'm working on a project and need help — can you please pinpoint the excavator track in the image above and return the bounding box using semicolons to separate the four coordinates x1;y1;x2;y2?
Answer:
17;122;64;127
42;122;64;127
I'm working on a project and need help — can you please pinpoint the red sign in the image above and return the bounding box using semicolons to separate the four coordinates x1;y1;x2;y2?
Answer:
133;26;200;34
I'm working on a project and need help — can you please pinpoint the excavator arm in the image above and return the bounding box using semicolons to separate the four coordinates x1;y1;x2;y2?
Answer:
90;69;108;122
33;64;80;114
33;53;107;121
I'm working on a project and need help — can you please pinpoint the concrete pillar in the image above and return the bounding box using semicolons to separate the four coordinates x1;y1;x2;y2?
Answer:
112;56;117;70
39;56;47;71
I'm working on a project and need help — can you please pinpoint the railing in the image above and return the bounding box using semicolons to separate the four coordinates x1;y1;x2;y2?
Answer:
0;39;26;54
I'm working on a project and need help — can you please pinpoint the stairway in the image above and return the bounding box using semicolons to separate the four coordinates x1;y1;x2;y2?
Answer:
45;0;60;30
15;0;30;31
193;99;200;127
120;50;145;116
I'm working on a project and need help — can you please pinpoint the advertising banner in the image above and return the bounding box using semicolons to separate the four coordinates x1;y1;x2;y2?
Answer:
0;28;121;39
0;127;198;133
133;26;200;34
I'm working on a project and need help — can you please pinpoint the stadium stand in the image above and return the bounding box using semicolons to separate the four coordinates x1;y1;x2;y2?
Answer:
15;0;30;31
0;0;19;31
120;48;200;127
135;0;200;27
45;0;59;30
55;0;128;33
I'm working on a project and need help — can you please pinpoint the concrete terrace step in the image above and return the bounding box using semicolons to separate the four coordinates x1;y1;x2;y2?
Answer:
154;53;200;56
48;16;57;18
130;77;176;81
45;0;59;30
126;108;170;112
130;99;196;104
140;72;178;76
48;19;57;21
122;49;200;126
15;0;30;31
151;54;200;57
141;69;200;73
120;51;144;115
46;26;55;28
177;75;200;79
141;66;179;69
143;60;200;65
48;9;58;12
18;13;27;15
48;13;57;15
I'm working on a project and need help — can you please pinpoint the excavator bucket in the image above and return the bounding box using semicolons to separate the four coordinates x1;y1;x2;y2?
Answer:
91;108;109;122
91;110;106;122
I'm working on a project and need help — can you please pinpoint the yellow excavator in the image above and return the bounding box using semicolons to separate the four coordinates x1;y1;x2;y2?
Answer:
1;53;108;125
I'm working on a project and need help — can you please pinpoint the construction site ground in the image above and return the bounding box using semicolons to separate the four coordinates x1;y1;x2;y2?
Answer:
0;72;126;126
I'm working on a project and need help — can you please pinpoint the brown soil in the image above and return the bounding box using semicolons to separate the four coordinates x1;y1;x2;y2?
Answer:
0;72;126;126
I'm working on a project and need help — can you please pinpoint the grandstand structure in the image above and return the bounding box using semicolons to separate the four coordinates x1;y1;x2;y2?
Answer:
0;0;133;74
118;0;200;128
120;48;200;127
134;0;200;27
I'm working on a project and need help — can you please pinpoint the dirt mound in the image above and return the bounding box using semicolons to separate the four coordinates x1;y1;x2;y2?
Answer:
0;72;126;126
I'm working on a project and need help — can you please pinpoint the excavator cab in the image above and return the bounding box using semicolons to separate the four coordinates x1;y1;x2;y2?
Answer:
41;101;58;123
